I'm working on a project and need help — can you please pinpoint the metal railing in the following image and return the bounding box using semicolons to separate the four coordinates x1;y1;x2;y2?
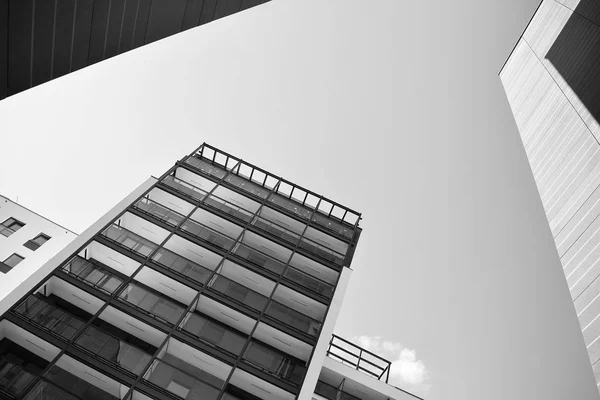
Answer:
326;334;391;383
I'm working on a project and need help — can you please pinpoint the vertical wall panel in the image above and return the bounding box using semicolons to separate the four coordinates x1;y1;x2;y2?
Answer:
131;0;151;49
181;0;204;31
501;0;600;393
0;0;8;99
31;0;56;87
118;0;139;53
199;0;217;25
104;0;126;59
71;0;94;72
145;0;187;44
87;0;111;65
213;0;241;20
7;0;33;95
53;0;76;79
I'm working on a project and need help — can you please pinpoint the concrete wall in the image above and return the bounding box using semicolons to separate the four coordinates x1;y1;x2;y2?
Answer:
0;195;76;304
501;0;600;391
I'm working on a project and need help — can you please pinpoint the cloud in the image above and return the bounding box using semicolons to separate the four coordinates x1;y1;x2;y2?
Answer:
352;336;430;396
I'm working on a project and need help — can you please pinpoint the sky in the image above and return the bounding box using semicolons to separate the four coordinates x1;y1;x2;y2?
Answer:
1;0;598;399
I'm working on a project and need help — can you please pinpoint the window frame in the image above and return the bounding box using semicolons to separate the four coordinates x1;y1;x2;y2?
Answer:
3;253;25;269
23;233;51;251
0;217;25;237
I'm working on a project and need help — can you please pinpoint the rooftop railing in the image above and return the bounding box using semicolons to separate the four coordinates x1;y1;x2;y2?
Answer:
326;334;391;383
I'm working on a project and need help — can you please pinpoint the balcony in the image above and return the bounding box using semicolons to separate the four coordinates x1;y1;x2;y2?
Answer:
251;216;302;247
61;256;125;295
179;311;247;356
185;155;228;180
232;243;286;276
298;237;345;266
100;224;159;258
242;340;306;386
180;218;236;251
14;294;88;342
225;173;271;199
73;323;154;376
315;380;362;400
264;301;322;338
40;355;129;400
151;247;213;285
162;175;208;203
133;197;186;227
203;194;255;223
117;282;187;326
326;334;391;383
207;274;269;313
282;267;334;299
143;338;230;400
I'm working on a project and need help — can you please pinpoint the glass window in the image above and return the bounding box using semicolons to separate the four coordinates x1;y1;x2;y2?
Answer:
23;234;51;251
3;253;24;268
0;217;25;237
119;283;185;325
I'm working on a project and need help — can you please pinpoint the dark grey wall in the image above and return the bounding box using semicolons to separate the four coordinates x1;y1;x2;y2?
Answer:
0;0;270;100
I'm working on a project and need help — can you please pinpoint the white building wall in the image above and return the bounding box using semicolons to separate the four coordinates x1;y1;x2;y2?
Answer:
298;267;353;400
0;195;77;305
0;179;155;317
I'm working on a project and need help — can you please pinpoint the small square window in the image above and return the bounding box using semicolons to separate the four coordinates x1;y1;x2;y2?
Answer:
2;253;24;272
0;218;25;237
23;234;51;251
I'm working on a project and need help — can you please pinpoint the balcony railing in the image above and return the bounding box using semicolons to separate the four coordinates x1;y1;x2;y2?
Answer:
232;244;286;276
180;219;236;251
326;334;391;383
207;274;268;313
315;380;362;400
143;356;223;400
283;267;334;299
162;175;208;202
225;174;271;199
264;301;322;338
242;340;306;386
61;256;124;295
298;238;345;266
14;295;86;341
100;224;158;258
185;156;228;179
181;312;247;356
151;248;213;285
133;197;186;227
118;282;186;326
203;194;254;223
74;325;153;376
251;216;302;247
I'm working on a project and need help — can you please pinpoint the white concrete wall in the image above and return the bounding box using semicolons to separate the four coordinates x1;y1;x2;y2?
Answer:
0;178;156;317
0;195;77;304
298;267;353;400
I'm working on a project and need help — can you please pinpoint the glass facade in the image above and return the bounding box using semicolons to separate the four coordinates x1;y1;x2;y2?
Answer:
0;144;362;400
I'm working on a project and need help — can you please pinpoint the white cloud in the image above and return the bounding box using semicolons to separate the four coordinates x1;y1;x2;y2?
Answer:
351;336;430;396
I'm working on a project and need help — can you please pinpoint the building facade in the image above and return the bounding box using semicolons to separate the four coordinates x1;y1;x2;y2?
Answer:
500;0;600;393
0;0;271;100
0;144;419;400
0;195;77;309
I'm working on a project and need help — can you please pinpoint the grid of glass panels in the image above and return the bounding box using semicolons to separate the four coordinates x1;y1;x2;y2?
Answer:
0;145;362;400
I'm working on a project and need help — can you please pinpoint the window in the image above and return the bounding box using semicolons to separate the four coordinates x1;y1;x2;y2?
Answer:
23;233;51;251
1;253;24;273
0;218;25;237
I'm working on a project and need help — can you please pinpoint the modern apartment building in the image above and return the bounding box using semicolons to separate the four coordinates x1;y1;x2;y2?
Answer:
0;144;420;400
0;195;77;307
500;0;600;393
0;0;271;100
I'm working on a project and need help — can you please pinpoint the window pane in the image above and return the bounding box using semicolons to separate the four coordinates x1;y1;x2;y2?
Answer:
32;234;50;246
4;254;24;268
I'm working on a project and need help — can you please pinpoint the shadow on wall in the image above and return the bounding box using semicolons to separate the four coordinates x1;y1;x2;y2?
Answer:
545;0;600;126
